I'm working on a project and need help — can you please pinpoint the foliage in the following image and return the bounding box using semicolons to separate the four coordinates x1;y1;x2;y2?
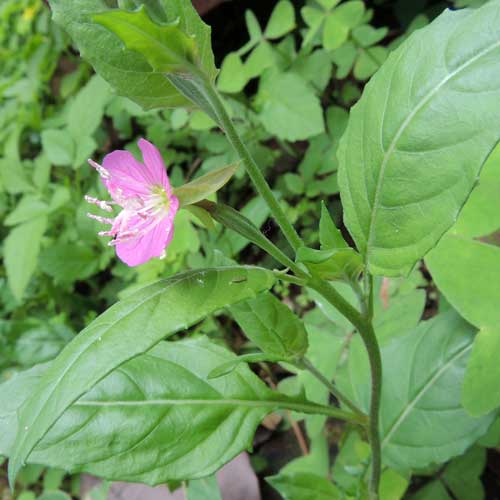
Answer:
1;0;500;499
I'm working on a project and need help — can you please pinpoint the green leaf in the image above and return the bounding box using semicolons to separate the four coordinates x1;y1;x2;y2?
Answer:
267;472;340;500
4;216;48;301
3;339;352;484
0;158;33;194
92;4;219;121
296;247;363;282
411;481;451;500
173;163;238;207
4;197;49;226
93;7;197;73
67;75;111;137
217;54;248;93
188;475;221;500
8;267;275;485
352;24;388;48
323;1;365;50
353;46;388;80
319;201;348;250
264;1;296;39
48;0;213;110
39;243;99;286
14;323;74;368
338;1;500;276
462;326;500;416
426;234;500;328
230;292;308;359
41;129;75;166
379;469;408;500
442;446;486;500
340;311;495;470
257;72;324;141
453;143;500;237
208;352;283;379
0;364;48;456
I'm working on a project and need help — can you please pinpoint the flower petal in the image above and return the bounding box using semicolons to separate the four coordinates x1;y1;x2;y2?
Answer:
115;196;179;267
138;138;170;191
115;216;175;266
102;150;151;201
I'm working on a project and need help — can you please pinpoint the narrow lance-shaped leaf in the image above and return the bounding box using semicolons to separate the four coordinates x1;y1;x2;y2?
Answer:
2;339;358;485
8;267;275;485
339;1;500;276
174;163;238;207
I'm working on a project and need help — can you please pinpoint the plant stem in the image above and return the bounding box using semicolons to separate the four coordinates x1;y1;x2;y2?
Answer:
299;357;365;417
308;277;382;499
200;79;304;252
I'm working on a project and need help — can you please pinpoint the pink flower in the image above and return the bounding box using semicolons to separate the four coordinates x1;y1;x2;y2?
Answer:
85;138;179;267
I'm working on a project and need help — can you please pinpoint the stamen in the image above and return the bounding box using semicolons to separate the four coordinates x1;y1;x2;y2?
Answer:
84;195;113;212
98;230;116;237
86;212;114;224
88;159;111;180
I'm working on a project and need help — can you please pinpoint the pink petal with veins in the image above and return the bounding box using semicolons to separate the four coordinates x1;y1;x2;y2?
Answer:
138;138;170;191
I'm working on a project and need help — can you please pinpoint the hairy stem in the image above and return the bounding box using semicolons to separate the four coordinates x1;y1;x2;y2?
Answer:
200;79;304;252
308;277;382;499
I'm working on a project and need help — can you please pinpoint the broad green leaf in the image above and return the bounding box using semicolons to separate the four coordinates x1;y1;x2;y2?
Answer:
264;1;296;39
296;247;363;282
267;472;340;500
3;339;351;484
340;311;494;470
173;163;238;207
4;216;48;301
48;0;209;110
230;292;308;359
462;326;500;416
8;267;275;484
426;234;500;328
257;72;324;141
453;142;500;237
319;202;347;250
41;129;75;166
339;1;500;276
67;75;111;137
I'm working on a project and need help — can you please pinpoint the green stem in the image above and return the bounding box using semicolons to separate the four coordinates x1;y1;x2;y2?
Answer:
308;277;382;499
199;79;304;252
299;357;366;417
